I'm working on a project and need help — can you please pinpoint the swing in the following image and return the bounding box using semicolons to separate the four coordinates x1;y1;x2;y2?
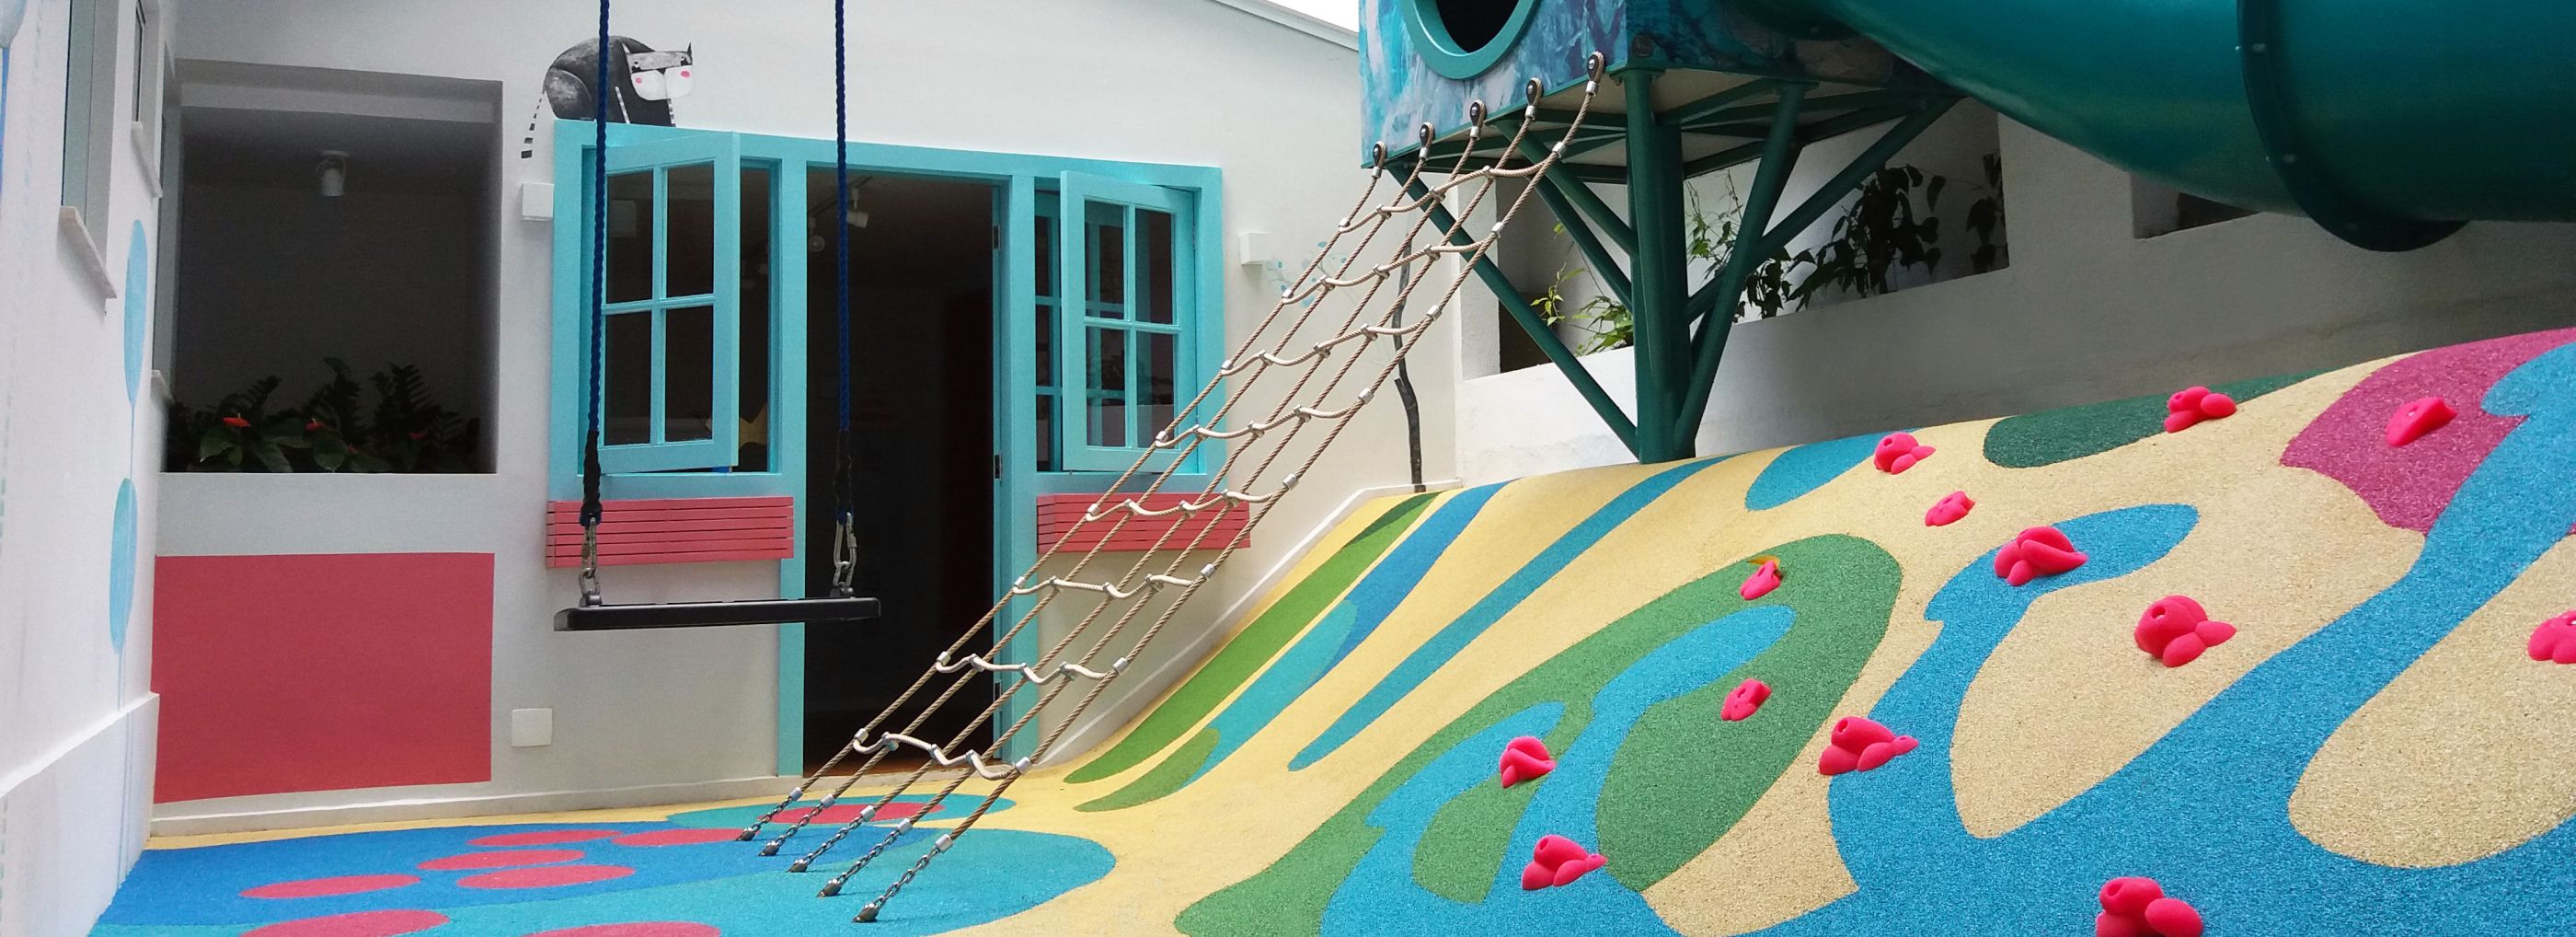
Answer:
556;0;880;632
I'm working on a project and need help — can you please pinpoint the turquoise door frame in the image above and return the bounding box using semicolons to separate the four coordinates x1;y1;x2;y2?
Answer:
550;121;1225;774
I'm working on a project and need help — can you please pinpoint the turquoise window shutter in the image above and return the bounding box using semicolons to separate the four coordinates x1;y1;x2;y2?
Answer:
592;133;744;474
1055;171;1193;474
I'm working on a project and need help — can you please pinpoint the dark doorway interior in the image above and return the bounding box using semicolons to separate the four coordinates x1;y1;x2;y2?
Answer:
801;172;997;769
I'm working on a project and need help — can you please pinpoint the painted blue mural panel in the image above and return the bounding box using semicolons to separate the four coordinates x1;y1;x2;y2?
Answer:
1358;0;1929;163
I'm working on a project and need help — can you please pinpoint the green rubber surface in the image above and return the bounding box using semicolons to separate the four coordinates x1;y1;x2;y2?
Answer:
1066;494;1438;785
1982;370;2325;468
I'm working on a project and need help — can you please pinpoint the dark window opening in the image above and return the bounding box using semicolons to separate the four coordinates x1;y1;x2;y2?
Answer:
1432;0;1520;52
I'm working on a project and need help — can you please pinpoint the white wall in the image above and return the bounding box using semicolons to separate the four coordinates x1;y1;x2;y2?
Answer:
0;0;177;932
160;0;1394;825
1455;113;2576;483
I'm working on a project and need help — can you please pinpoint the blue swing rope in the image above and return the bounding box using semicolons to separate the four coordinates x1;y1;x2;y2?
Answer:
576;0;612;598
578;0;862;600
830;0;857;587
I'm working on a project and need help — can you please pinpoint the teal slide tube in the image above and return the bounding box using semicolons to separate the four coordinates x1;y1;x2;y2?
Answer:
1743;0;2576;246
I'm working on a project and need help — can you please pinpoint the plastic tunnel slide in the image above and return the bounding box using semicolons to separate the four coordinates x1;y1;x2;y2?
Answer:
1738;0;2576;249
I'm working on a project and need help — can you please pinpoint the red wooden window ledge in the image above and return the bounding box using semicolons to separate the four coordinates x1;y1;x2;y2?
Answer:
1036;493;1251;553
546;496;796;568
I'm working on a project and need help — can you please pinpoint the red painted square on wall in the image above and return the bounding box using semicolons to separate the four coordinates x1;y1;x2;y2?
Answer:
152;552;494;803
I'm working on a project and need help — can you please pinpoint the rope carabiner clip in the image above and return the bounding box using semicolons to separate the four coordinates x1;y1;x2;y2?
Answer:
830;512;858;598
577;526;604;607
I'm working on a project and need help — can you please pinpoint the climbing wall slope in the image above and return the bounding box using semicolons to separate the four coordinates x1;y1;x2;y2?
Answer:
1025;326;2576;936
91;328;2576;935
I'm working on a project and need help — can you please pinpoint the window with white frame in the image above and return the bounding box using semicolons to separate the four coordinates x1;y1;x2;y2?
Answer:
60;0;123;251
128;0;167;185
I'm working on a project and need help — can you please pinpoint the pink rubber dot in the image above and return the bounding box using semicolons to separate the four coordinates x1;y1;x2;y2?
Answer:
773;802;937;826
469;829;624;847
419;849;584;871
244;910;449;937
458;864;636;889
612;828;741;847
524;924;721;937
243;874;420;899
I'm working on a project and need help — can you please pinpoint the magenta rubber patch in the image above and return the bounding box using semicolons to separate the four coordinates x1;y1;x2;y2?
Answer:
2283;329;2576;533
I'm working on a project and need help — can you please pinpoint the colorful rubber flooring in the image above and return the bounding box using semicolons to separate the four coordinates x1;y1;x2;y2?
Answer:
99;329;2576;935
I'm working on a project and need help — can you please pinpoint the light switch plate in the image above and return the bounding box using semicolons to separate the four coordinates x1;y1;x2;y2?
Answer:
510;708;554;747
520;182;555;221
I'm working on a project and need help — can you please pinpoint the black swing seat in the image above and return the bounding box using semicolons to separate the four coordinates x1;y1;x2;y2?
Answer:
555;595;881;631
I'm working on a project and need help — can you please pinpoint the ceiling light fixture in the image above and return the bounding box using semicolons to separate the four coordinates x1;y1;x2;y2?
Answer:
317;150;350;198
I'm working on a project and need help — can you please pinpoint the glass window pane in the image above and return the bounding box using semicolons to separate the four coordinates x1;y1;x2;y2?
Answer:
1035;391;1056;473
1142;331;1177;438
1034;214;1054;299
666;162;717;298
606;168;654;304
1088;326;1128;448
664;306;716;442
1087;202;1124;312
604;312;651;445
1034;301;1055;388
1141;209;1176;324
736;166;772;471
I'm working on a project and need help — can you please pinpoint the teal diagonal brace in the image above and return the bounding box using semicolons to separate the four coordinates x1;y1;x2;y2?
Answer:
1673;99;1954;438
1662;78;1783;131
1527;170;1632;311
1409;175;1641;457
1679;105;1915;179
1514;136;1635;256
1684;84;1811;329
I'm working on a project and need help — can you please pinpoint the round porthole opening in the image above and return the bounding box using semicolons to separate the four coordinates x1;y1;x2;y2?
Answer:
1404;0;1541;79
1431;0;1521;53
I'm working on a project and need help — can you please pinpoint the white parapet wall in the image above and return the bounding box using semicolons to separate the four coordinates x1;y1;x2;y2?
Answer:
1455;117;2576;482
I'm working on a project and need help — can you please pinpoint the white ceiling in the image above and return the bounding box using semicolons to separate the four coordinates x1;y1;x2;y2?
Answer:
182;106;493;194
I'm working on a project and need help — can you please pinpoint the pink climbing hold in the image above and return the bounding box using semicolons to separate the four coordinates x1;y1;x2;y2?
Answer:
1720;678;1771;722
1874;432;1937;474
1519;834;1607;890
1817;716;1918;776
2528;611;2576;665
1994;526;2088;586
2097;877;2203;937
2133;596;2237;667
1740;559;1783;600
1499;736;1557;788
2163;386;2238;434
1925;491;1975;526
2386;396;2457;447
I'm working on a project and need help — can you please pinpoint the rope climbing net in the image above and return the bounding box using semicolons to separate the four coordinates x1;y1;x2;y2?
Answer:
743;59;1608;923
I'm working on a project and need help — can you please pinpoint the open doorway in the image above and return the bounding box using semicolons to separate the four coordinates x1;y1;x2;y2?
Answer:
800;172;996;769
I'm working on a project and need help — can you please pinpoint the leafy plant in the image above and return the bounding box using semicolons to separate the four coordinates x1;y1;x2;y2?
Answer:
1795;165;1945;301
1533;253;1633;354
1532;155;2007;345
166;359;477;473
1965;152;2008;274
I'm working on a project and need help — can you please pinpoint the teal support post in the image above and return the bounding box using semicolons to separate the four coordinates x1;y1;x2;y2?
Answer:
1409;175;1639;456
1621;71;1694;463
